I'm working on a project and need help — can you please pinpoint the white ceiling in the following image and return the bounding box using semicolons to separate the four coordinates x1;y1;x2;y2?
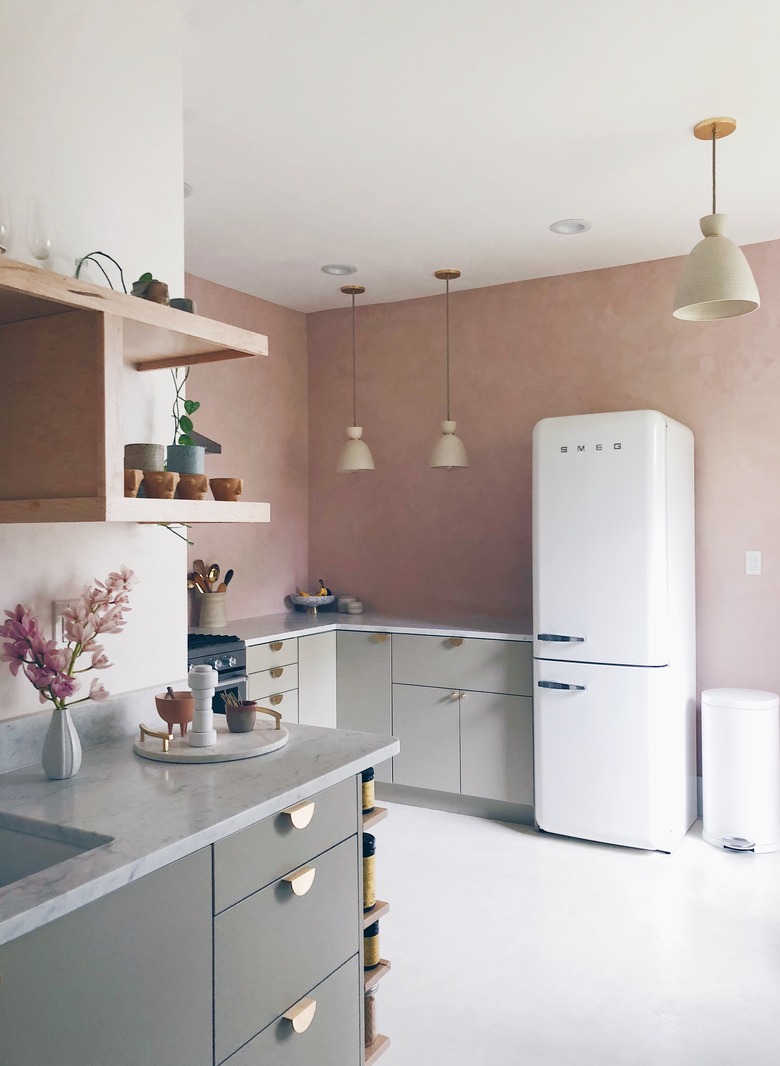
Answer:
183;0;780;313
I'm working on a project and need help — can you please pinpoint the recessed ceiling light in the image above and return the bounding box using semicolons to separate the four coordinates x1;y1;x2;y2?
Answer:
321;263;357;276
550;218;591;235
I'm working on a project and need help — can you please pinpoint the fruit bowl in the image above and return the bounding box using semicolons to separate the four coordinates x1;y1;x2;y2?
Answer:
290;594;335;614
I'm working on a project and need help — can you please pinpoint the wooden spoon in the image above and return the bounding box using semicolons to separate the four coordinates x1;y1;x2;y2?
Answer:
216;570;233;595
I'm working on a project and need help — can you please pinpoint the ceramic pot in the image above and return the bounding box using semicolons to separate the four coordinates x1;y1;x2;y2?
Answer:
198;592;227;629
225;702;257;733
167;444;205;475
176;473;209;500
124;443;165;471
155;691;195;737
142;471;179;499
209;477;243;502
42;707;82;780
124;469;142;498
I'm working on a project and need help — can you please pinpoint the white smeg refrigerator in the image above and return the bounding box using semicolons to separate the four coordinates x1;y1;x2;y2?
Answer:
532;410;697;852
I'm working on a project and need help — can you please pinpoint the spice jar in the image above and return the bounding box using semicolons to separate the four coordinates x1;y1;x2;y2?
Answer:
364;984;379;1047
362;767;375;813
362;832;376;911
364;920;380;969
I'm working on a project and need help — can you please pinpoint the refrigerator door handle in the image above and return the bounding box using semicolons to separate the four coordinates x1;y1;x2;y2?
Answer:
537;633;586;643
537;680;588;691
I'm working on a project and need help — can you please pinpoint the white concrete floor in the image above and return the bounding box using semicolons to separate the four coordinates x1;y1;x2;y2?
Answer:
377;803;780;1065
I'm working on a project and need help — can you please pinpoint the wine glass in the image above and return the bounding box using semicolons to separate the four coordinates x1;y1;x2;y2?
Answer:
26;196;54;267
0;191;10;254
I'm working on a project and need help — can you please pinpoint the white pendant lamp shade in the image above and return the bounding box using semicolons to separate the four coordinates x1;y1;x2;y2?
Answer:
429;420;468;468
673;117;759;322
430;268;468;469
338;426;375;472
338;284;375;473
673;213;760;321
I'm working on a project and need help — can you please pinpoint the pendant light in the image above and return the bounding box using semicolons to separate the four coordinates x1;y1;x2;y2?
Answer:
429;268;468;468
673;117;759;321
337;284;375;473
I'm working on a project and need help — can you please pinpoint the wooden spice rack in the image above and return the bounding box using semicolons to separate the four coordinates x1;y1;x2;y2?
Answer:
0;258;270;524
363;803;390;1065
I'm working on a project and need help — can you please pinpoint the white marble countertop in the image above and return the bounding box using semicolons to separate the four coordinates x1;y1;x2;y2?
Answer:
0;723;397;946
192;610;533;646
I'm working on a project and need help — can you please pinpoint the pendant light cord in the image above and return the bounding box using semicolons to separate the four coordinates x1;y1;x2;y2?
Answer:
445;276;451;421
351;292;357;427
711;122;717;215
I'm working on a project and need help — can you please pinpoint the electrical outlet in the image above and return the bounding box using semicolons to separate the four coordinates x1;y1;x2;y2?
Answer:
51;600;73;641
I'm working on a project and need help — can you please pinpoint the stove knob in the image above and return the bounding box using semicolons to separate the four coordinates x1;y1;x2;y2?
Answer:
187;662;193;672
211;657;223;670
227;655;237;668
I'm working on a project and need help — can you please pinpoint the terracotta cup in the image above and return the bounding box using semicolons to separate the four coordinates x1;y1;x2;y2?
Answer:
155;691;195;737
225;701;257;733
176;473;209;500
142;470;179;499
209;477;243;502
124;469;143;498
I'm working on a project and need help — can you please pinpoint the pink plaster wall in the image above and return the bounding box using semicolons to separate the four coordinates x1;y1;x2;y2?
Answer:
184;274;308;622
307;242;780;696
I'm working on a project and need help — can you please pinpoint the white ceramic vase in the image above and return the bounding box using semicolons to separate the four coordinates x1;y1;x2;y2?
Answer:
41;707;83;780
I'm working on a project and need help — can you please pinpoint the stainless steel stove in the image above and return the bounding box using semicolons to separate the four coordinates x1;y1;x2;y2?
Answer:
186;633;247;713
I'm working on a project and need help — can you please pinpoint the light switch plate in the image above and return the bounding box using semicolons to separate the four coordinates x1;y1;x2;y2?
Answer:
51;599;73;641
745;550;762;576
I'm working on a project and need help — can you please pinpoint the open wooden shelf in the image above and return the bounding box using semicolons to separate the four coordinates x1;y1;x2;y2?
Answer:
0;258;268;370
362;806;388;830
365;1034;391;1065
363;900;389;929
0;497;271;525
363;958;391;992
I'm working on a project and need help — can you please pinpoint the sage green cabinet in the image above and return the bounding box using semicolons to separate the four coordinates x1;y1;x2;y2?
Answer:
392;683;460;792
337;631;393;782
0;848;213;1066
460;691;534;804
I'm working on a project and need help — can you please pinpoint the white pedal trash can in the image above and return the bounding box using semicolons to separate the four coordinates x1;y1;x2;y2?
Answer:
701;688;780;853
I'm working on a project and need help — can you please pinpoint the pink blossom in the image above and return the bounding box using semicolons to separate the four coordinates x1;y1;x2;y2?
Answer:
50;674;78;700
89;679;109;701
1;641;28;676
90;650;111;670
64;620;89;645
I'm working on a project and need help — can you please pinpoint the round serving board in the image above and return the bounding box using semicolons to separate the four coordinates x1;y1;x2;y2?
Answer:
133;718;289;764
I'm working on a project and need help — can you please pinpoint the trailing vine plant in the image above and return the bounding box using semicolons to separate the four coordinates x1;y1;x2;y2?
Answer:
171;367;200;446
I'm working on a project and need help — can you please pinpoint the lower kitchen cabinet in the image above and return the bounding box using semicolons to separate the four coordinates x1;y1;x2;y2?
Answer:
0;848;213;1066
337;631;393;783
460;691;534;804
392;684;460;792
298;632;337;727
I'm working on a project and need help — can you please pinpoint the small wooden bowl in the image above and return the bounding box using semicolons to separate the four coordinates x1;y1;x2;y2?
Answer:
210;477;243;502
155;691;195;736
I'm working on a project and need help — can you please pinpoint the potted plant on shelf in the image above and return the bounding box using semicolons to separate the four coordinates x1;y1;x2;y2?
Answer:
167;367;205;474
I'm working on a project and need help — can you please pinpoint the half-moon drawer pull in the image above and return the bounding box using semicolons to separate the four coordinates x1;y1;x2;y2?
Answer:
270;667;284;679
282;800;315;829
283;996;317;1033
283;865;316;896
270;641;284;652
447;637;464;647
372;633;389;643
270;693;284;706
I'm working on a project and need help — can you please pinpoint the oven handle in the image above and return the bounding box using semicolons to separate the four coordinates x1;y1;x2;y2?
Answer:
213;674;248;692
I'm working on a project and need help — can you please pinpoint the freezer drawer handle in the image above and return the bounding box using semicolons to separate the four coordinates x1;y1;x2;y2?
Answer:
537;633;585;643
537;680;588;691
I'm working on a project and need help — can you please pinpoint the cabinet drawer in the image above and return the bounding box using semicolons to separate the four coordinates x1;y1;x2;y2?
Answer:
248;663;298;700
215;836;360;1063
247;639;298;674
214;777;359;913
222;955;361;1066
255;688;298;724
392;634;532;696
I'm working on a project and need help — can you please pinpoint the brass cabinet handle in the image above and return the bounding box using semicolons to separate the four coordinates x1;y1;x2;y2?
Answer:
270;641;283;652
449;691;460;702
447;637;464;648
257;706;283;730
372;633;389;643
139;724;174;753
283;865;316;896
282;800;315;829
270;693;284;706
283;996;317;1033
459;691;468;699
270;667;284;679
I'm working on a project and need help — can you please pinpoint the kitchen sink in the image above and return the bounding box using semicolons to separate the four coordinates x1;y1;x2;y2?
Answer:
0;811;113;890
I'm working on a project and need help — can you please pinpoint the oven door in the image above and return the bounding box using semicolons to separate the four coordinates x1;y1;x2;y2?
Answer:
212;673;248;715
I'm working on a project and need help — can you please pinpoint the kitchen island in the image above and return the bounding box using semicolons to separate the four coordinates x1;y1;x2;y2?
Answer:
0;722;398;1065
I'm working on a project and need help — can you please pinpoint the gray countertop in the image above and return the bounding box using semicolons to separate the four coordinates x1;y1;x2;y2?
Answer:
192;609;533;646
0;723;397;946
